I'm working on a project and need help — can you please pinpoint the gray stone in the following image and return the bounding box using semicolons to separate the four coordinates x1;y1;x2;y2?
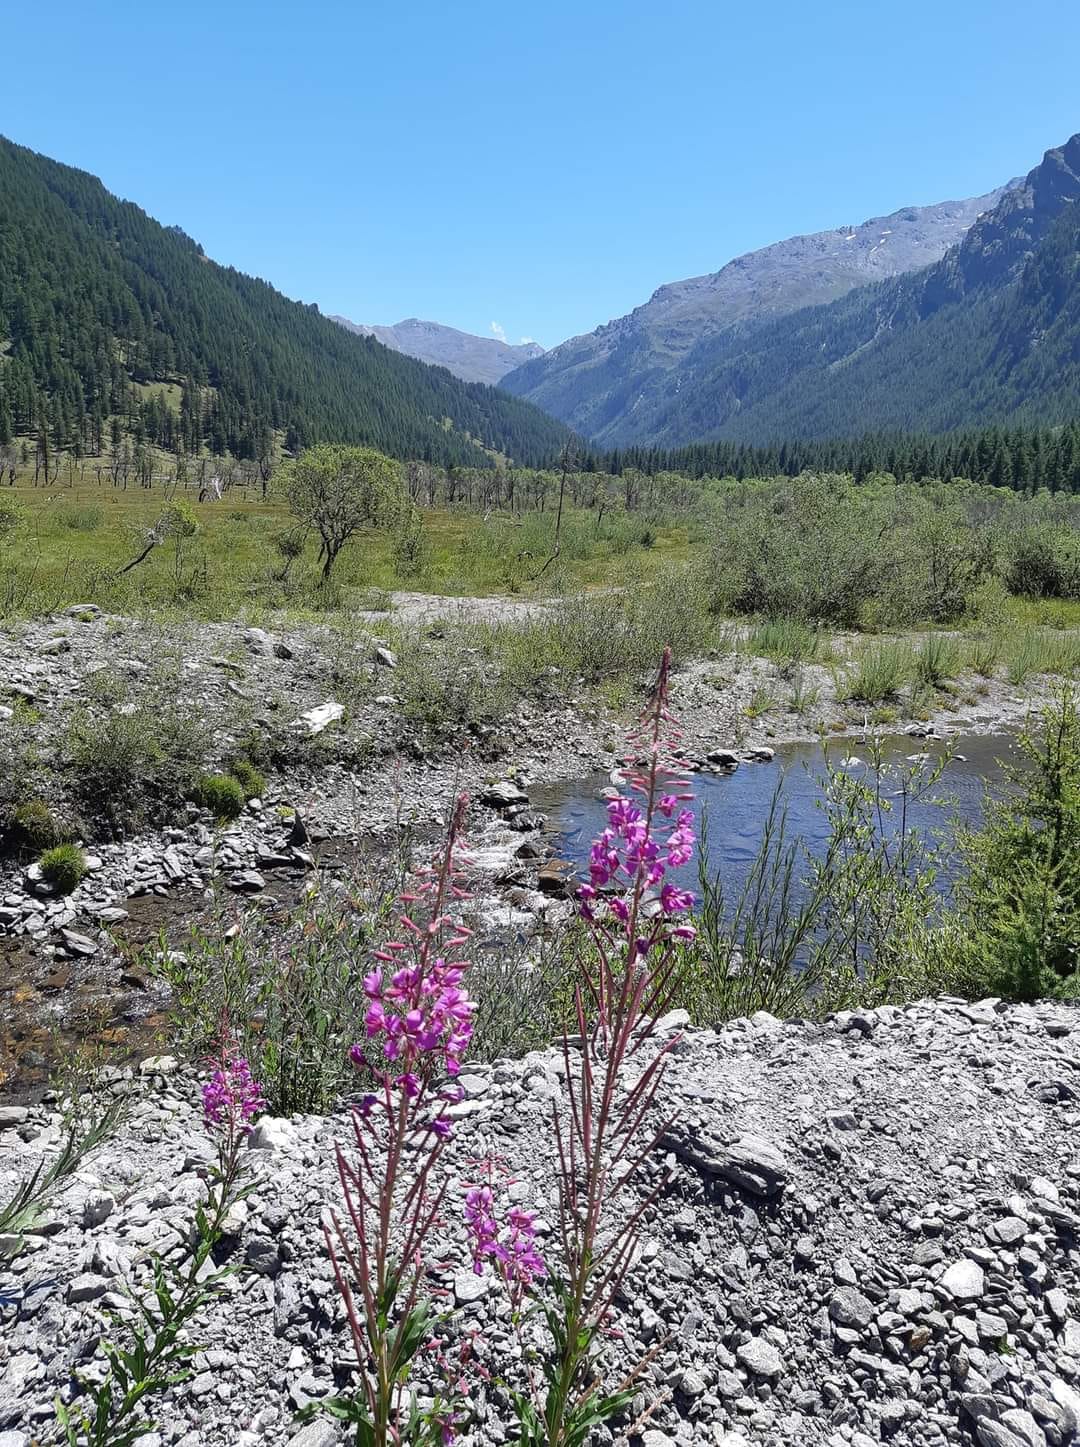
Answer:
480;779;529;808
829;1286;875;1331
987;1216;1028;1246
247;1117;295;1153
284;1425;340;1447
736;1336;783;1377
0;1105;29;1128
82;1191;115;1229
245;1238;283;1277
453;1270;490;1305
941;1258;985;1303
60;928;98;956
67;1272;110;1304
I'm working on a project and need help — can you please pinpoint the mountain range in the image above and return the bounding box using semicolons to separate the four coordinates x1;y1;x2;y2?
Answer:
2;128;1079;471
329;316;544;386
0;137;568;468
502;136;1080;449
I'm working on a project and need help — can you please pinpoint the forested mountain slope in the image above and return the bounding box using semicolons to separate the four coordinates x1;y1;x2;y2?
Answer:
0;137;569;466
501;181;1013;443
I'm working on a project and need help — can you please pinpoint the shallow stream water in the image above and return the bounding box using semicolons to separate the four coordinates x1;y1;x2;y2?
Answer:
535;732;1020;905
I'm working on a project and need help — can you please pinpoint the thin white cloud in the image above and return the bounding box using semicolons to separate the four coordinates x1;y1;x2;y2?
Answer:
519;335;536;345
490;321;507;343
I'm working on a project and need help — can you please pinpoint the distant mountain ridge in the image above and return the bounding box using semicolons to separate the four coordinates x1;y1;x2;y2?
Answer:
331;315;544;385
500;181;1019;445
613;132;1080;448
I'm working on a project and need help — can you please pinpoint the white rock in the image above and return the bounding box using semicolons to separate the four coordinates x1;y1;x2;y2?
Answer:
139;1054;178;1076
247;1116;298;1153
737;1336;783;1376
298;701;344;735
941;1258;985;1302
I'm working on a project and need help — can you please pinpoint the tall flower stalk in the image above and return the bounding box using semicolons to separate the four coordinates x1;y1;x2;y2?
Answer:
56;1041;263;1447
311;794;476;1447
506;647;697;1447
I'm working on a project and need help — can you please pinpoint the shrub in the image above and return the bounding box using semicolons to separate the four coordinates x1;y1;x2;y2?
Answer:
39;844;87;894
227;759;265;800
680;745;961;1023
953;691;1080;999
11;799;69;852
151;853;406;1114
63;671;211;833
193;773;246;820
1004;521;1080;600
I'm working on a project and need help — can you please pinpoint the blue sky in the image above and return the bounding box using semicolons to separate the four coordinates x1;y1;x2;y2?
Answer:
4;1;1079;349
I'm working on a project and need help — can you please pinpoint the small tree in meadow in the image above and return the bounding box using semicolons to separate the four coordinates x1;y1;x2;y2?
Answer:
282;444;405;580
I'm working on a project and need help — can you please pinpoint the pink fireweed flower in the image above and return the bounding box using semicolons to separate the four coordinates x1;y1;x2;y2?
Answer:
660;883;694;916
348;798;477;1106
464;1184;499;1274
576;650;698;946
202;1050;265;1134
464;1184;546;1286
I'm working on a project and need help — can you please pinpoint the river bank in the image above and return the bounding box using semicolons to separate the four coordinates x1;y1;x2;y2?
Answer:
0;606;1070;1099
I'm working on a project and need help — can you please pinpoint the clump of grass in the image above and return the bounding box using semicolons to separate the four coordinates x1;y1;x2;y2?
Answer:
788;668;820;715
744;685;775;719
193;774;246;820
56;505;104;533
227;759;265;800
841;642;912;703
914;633;961;688
966;634;1001;678
1005;629;1059;685
11;799;69;852
745;618;826;671
39;844;87;894
1046;633;1080;677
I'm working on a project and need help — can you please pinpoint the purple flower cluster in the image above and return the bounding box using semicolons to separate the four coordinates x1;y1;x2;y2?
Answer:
347;797;478;1141
464;1184;545;1287
578;792;697;944
359;955;475;1076
202;1051;265;1134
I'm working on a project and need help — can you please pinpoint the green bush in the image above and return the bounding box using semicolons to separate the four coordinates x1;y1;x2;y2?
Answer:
39;844;87;894
705;475;994;628
953;690;1080;999
227;759;265;800
11;799;69;852
63;671;211;833
193;773;246;819
1004;521;1080;600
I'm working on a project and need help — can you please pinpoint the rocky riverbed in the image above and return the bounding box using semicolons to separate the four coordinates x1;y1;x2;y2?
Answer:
3;997;1080;1446
0;606;1064;1097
